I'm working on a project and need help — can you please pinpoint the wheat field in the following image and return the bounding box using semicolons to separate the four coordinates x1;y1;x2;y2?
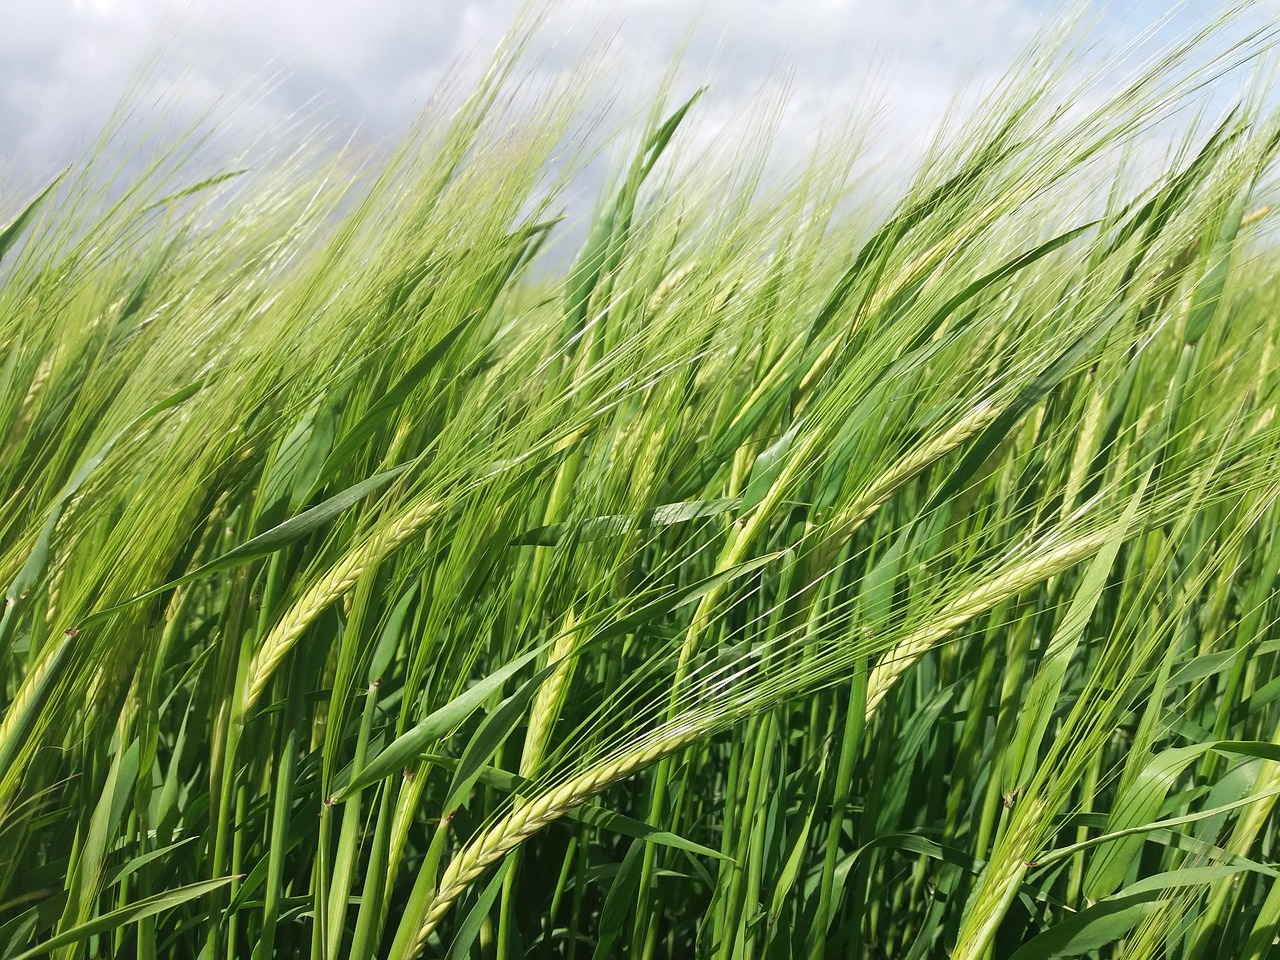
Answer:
2;8;1280;959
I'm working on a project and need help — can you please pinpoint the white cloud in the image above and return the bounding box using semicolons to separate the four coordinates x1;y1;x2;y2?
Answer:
0;0;1273;189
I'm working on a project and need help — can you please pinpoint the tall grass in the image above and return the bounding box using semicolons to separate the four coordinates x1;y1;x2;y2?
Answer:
2;8;1280;959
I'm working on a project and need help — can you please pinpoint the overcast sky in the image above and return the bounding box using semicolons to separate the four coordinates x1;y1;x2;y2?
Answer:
1;1;1276;191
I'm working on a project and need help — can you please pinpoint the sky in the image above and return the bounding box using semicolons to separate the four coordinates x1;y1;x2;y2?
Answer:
0;1;1276;193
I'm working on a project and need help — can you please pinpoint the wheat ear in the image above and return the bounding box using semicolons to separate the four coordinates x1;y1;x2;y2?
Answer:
865;527;1112;718
815;399;1003;568
951;802;1042;960
519;607;580;780
410;724;704;954
239;497;440;717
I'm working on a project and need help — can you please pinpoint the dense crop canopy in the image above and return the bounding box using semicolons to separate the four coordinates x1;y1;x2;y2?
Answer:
2;9;1280;960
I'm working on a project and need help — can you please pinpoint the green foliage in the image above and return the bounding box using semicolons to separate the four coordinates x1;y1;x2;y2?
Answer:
2;9;1280;960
